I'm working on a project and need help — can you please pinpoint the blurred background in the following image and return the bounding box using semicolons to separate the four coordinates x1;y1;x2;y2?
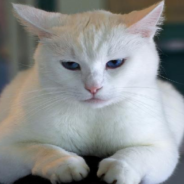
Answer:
0;0;184;183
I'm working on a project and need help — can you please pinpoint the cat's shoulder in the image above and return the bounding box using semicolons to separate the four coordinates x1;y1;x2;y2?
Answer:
157;79;180;94
157;79;184;102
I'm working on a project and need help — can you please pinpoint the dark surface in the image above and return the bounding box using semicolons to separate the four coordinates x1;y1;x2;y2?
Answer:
14;156;106;184
165;156;184;184
13;155;184;184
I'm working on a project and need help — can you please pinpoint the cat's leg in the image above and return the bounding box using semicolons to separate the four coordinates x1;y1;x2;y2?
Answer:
97;143;178;184
0;143;89;184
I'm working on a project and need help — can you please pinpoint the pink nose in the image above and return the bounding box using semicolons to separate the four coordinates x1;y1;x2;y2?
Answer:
85;86;102;94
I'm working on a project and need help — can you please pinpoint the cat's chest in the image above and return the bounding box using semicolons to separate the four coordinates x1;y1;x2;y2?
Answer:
30;105;143;156
53;111;131;156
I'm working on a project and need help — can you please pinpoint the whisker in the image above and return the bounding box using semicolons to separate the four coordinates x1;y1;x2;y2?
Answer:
113;86;157;90
116;94;183;122
12;95;67;119
111;87;183;114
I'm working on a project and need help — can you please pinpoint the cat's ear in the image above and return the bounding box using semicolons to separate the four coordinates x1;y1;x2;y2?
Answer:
13;4;63;38
125;1;164;38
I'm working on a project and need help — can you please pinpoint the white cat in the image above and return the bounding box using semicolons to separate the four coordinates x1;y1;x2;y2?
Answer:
0;1;183;184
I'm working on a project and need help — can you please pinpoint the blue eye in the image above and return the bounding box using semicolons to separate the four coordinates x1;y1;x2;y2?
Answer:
106;59;125;69
62;61;80;70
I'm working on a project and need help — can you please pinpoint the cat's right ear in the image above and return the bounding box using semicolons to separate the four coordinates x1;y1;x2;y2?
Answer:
124;1;164;39
13;4;64;39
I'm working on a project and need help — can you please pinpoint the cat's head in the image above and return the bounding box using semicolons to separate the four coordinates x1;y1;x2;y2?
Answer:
13;1;164;108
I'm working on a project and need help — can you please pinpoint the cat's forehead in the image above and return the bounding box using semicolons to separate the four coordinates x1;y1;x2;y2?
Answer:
49;11;131;61
52;10;126;36
64;10;121;27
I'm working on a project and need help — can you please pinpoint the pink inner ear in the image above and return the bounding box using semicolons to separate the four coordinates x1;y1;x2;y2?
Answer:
123;1;164;38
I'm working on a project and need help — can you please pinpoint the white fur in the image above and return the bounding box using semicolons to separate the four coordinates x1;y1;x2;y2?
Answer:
0;1;184;184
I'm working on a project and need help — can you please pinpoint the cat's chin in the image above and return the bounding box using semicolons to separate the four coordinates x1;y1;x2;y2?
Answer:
82;98;111;108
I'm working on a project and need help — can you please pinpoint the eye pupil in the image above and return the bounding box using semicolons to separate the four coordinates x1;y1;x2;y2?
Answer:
106;59;125;69
112;60;118;64
61;61;80;70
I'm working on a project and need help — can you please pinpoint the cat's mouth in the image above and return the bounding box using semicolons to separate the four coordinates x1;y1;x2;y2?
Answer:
84;97;107;103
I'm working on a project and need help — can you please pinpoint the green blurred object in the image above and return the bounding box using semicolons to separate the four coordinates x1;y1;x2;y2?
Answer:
156;24;184;95
37;0;56;11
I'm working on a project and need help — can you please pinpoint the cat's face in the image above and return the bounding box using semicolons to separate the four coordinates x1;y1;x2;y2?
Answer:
35;21;159;108
13;2;164;108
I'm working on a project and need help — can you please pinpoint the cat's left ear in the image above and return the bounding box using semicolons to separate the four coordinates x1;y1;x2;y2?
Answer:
125;1;164;39
13;4;66;39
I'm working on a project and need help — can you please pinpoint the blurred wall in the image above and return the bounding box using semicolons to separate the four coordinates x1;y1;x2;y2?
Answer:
4;0;36;79
57;0;108;14
109;0;184;22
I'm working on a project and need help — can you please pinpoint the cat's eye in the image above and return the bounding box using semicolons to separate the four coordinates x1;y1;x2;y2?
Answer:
61;61;80;70
106;59;125;69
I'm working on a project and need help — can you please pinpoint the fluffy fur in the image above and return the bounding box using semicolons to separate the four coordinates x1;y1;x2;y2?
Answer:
0;1;184;184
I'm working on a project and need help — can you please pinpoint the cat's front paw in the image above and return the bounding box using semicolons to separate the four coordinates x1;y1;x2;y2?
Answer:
97;158;141;184
32;155;90;184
